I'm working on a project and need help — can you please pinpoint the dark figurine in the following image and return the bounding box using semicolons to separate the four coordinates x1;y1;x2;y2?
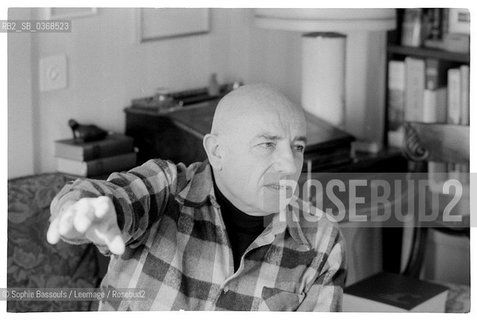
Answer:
68;119;108;142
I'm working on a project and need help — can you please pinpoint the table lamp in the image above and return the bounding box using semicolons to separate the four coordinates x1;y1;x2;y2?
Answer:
254;9;396;147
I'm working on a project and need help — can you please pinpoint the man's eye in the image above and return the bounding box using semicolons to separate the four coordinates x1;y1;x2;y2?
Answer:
294;145;305;152
260;142;276;150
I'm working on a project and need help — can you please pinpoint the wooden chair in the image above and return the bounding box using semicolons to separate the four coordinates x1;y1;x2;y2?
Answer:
401;122;470;278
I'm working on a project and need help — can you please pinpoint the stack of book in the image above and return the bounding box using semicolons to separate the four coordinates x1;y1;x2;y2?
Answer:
388;58;469;132
401;8;470;53
55;133;136;177
343;272;449;312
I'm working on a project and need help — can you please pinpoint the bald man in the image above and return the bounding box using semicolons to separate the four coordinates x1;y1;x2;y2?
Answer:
48;84;346;311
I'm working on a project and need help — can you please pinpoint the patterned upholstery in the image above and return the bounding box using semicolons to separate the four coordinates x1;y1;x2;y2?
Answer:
7;173;103;312
445;283;470;313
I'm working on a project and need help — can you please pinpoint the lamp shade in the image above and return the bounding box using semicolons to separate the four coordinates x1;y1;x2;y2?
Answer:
254;8;396;32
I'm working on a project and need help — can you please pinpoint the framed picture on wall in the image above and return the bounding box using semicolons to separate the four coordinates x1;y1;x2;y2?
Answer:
47;8;97;19
138;8;210;42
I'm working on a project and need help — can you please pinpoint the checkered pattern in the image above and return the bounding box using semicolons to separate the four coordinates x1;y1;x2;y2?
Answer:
51;159;346;311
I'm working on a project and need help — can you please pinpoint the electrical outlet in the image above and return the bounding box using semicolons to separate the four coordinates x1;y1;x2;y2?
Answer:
39;54;67;92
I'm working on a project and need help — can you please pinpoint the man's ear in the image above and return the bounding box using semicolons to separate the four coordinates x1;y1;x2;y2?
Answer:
203;133;223;171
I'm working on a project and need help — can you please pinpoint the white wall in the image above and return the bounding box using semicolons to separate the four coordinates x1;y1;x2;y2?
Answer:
8;8;35;178
8;8;303;177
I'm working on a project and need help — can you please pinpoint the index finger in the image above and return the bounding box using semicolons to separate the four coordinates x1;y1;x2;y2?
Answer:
46;217;61;244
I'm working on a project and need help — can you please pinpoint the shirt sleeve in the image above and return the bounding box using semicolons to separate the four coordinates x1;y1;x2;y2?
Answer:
296;227;347;311
50;159;179;252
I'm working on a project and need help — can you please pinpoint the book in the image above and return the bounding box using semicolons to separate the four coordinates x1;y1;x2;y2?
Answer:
423;9;443;41
422;88;448;191
425;58;454;90
57;152;137;177
425;58;440;90
388;127;404;148
442;8;450;34
387;60;405;148
447;68;462;125
422;88;447;123
446;67;465;181
55;134;134;161
404;57;426;121
456;64;470;184
388;60;406;130
459;64;470;183
343;272;449;312
459;65;470;125
401;9;423;47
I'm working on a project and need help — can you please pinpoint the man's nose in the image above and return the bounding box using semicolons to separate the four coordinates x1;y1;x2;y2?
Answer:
274;146;297;175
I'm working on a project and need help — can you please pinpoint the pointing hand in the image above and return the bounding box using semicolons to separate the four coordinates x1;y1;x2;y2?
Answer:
47;196;125;255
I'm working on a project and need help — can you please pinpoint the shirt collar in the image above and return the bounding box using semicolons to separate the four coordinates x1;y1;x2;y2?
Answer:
177;160;312;250
176;160;215;207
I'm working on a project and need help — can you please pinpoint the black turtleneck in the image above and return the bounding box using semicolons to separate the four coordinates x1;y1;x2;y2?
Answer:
212;176;266;272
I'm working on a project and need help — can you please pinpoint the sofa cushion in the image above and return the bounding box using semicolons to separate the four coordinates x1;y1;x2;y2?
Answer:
8;173;103;312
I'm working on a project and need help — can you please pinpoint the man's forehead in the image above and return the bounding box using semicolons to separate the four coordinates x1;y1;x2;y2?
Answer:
246;116;306;140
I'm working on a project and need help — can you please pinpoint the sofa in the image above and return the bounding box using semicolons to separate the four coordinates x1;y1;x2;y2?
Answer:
7;173;109;312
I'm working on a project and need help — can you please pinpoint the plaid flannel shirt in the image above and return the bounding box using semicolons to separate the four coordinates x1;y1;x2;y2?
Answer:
50;159;347;311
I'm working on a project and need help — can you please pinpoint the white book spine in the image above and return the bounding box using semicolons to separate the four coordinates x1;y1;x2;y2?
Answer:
447;68;461;125
460;65;470;125
422;88;449;192
388;60;406;127
389;60;406;91
405;57;425;121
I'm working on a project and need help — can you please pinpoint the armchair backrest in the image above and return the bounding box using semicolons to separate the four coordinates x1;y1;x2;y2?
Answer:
403;122;469;164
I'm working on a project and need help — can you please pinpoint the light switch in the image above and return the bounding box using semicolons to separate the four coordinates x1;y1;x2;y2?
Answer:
39;54;67;92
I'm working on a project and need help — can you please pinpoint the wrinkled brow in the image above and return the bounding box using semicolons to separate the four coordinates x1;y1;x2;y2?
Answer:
255;134;281;141
254;134;307;144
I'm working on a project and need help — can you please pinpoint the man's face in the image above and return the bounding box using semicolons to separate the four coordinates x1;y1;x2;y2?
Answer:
217;104;306;216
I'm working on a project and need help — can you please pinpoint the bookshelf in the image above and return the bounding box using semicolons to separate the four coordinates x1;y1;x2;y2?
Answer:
385;8;470;147
387;45;469;64
383;8;470;275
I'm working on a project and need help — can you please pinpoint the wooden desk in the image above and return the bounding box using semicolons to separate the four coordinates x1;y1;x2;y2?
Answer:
124;101;218;166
